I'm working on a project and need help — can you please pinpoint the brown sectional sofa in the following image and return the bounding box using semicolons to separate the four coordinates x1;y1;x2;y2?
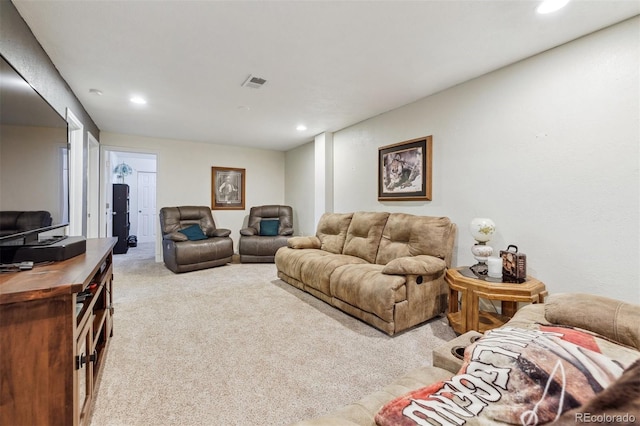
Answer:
293;293;640;425
275;211;457;335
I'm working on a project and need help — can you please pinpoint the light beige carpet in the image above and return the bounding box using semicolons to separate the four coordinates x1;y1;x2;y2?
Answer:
90;243;456;426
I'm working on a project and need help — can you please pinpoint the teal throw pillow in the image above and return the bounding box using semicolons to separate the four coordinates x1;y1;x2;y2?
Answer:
179;224;208;241
260;220;279;236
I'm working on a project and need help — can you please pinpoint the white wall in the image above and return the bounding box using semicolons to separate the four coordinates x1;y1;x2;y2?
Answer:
287;18;640;302
101;132;286;258
0;125;68;224
285;141;315;236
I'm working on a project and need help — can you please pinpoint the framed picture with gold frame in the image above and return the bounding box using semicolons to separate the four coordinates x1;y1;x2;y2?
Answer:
378;136;432;201
211;167;245;210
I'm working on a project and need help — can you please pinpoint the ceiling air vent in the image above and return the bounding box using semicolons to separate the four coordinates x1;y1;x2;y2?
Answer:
241;75;267;89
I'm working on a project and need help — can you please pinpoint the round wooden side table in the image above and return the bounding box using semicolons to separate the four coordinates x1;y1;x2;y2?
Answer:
445;267;547;334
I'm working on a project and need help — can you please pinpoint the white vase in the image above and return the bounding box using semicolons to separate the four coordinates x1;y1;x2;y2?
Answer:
471;243;493;262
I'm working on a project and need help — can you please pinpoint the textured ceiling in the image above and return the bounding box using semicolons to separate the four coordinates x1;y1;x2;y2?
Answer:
11;0;640;151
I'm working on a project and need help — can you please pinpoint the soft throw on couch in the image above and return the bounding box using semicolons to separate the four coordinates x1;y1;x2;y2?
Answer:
293;293;640;425
275;211;456;335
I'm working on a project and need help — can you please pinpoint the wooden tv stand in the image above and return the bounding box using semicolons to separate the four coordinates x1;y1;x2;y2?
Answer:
0;237;117;426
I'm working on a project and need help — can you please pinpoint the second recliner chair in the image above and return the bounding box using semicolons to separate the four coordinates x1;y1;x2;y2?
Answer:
239;205;293;263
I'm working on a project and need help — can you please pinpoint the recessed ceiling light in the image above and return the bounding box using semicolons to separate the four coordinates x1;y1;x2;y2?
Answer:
130;96;147;105
536;0;570;14
296;124;307;131
89;88;103;96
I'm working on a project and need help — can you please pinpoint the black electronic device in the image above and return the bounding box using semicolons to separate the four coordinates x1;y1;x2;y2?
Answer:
0;53;70;245
0;236;86;264
0;261;33;272
23;235;68;246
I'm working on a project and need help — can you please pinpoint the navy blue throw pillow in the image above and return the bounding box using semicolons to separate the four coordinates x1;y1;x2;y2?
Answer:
260;220;279;236
179;224;208;241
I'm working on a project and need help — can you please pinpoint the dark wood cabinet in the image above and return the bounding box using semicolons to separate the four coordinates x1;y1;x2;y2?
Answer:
0;238;117;426
112;183;130;254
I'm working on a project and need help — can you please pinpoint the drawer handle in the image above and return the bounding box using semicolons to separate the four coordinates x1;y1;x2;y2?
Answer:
76;353;86;370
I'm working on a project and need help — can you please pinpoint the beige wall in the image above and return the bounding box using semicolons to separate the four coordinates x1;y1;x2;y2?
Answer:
284;141;315;236
0;125;68;224
287;17;639;301
101;132;286;257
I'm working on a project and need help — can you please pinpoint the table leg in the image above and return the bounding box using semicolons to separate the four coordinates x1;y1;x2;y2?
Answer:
449;288;459;314
468;290;479;332
501;301;518;318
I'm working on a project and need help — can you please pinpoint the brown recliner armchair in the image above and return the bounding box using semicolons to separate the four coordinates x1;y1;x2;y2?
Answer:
159;206;234;273
239;205;293;263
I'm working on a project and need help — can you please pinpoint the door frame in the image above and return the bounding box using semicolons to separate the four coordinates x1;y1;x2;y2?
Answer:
99;147;158;254
66;108;84;236
86;133;100;238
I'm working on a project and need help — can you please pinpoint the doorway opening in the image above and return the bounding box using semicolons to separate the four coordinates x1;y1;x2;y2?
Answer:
101;149;157;255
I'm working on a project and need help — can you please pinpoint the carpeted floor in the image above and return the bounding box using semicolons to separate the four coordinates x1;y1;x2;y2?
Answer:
89;243;456;426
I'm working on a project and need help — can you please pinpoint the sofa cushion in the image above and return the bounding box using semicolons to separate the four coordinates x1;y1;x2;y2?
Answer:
545;293;640;351
342;212;389;263
376;325;640;426
159;206;222;238
287;236;321;250
316;212;354;254
330;264;406;322
172;237;234;264
301;253;367;297
275;247;328;282
259;219;279;236
376;214;454;266
179;224;208;241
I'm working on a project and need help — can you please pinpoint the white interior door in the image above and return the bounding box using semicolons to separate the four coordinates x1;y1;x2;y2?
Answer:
136;172;157;243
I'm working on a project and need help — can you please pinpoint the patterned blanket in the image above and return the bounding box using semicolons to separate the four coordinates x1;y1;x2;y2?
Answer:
376;325;639;425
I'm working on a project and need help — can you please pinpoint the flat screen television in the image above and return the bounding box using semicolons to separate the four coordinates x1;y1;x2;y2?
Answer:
0;54;70;246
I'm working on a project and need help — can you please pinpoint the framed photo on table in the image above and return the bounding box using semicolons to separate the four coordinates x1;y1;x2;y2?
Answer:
211;167;245;210
378;136;432;201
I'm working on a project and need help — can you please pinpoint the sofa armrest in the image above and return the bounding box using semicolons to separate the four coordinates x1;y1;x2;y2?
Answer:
545;293;640;350
280;227;294;236
210;228;231;238
163;232;188;242
287;236;321;249
505;303;548;329
382;255;446;276
240;227;257;236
